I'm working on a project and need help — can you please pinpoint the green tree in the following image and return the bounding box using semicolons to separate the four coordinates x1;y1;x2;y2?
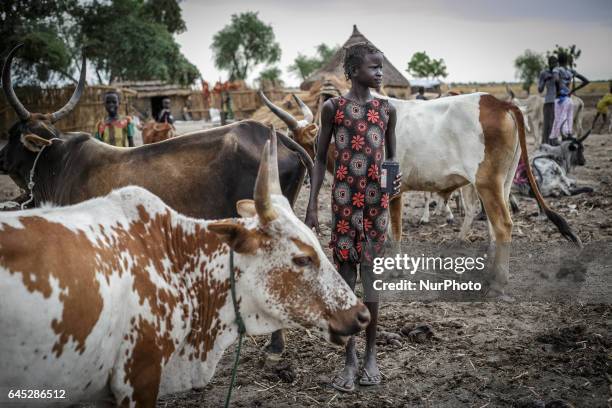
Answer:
549;44;581;68
1;0;199;86
0;0;80;84
211;12;281;81
288;43;339;80
406;51;448;79
257;66;284;88
514;49;545;94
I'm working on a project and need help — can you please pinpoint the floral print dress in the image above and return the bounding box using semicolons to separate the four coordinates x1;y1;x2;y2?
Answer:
329;96;390;266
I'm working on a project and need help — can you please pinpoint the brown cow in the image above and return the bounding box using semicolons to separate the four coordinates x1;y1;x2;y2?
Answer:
0;44;313;221
0;131;369;406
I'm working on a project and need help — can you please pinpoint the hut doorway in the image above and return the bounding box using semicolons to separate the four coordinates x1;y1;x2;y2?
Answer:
150;96;164;121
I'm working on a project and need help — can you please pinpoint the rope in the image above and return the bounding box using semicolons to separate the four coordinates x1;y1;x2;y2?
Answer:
224;248;245;408
0;138;62;211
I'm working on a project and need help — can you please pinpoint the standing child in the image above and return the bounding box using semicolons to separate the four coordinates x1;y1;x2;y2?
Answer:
305;42;401;392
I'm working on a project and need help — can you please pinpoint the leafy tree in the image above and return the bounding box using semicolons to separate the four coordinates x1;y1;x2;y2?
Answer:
0;0;80;84
1;0;199;86
211;12;281;81
288;54;321;81
514;49;545;94
549;44;581;68
288;43;339;80
406;51;448;79
257;66;284;88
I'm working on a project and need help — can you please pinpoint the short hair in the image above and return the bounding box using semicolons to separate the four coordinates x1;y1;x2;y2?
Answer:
547;55;558;66
104;91;120;102
418;86;425;93
557;51;568;65
343;42;382;80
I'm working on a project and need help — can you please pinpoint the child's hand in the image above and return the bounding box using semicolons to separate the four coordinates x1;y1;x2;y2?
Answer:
305;208;320;234
392;172;402;197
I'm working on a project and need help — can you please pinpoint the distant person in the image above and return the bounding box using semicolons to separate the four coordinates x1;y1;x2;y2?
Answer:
550;51;589;143
538;55;559;144
591;81;612;133
415;86;428;100
157;97;174;124
94;91;135;147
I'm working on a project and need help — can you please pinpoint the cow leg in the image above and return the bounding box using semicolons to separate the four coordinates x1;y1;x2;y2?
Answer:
442;197;454;224
458;185;479;241
389;193;403;242
420;192;431;224
265;330;285;357
476;182;513;296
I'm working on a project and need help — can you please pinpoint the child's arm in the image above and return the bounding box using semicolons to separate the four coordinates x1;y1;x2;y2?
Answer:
384;104;402;196
305;99;335;232
570;70;589;95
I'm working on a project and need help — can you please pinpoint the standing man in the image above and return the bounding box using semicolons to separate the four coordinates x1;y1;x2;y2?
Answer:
591;81;612;133
94;91;135;147
538;55;559;144
415;86;428;100
157;97;174;124
550;51;589;144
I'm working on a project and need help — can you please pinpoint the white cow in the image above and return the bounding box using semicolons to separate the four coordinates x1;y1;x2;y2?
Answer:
0;133;369;406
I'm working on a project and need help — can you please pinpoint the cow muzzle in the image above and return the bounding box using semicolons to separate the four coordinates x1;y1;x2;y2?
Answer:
328;303;370;345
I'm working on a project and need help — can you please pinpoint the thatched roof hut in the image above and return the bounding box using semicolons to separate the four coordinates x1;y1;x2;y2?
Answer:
300;25;411;98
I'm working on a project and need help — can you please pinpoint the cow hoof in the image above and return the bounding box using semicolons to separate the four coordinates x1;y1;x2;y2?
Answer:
446;218;455;225
419;218;429;225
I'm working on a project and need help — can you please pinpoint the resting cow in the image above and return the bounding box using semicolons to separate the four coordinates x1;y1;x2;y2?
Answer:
0;133;369;407
514;129;594;198
0;44;313;220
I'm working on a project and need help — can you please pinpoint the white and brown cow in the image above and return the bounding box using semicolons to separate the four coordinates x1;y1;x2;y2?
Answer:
0;132;369;407
263;92;581;296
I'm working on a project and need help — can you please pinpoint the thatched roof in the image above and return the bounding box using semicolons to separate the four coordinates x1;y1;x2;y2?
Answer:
301;25;410;90
112;80;193;98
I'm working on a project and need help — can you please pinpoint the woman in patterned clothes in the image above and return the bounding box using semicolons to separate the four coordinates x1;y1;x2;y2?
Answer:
305;42;401;392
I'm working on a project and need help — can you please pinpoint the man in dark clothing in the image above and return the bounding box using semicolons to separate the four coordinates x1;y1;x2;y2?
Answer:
538;55;559;145
157;97;174;124
415;86;428;100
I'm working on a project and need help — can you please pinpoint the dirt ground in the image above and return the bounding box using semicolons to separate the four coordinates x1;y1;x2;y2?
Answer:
0;112;610;407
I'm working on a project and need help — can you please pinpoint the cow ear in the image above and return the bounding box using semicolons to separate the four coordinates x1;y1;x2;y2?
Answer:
236;199;257;218
21;133;52;152
208;221;261;254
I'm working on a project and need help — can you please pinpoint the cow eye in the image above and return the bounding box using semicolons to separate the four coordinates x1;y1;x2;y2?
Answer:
292;256;312;267
569;144;577;151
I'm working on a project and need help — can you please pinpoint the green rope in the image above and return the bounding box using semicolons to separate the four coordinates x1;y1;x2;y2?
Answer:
224;249;245;408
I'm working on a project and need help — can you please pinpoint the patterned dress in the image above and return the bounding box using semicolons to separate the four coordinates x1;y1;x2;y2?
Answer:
329;96;390;266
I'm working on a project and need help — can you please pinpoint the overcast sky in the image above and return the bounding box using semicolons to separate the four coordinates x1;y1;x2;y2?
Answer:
177;0;612;87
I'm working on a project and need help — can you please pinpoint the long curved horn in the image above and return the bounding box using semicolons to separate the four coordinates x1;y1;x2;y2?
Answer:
50;54;86;123
292;94;313;123
254;137;278;224
578;128;592;143
269;125;282;195
2;44;31;120
506;84;515;100
259;91;298;131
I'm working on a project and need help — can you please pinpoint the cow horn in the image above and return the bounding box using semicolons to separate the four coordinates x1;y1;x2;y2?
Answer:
49;54;86;123
560;120;571;140
578;128;592;143
253;131;278;224
259;91;298;131
292;94;313;123
2;44;31;121
269;125;282;195
506;84;515;100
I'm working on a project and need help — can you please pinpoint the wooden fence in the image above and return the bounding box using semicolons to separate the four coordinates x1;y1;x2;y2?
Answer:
0;85;136;139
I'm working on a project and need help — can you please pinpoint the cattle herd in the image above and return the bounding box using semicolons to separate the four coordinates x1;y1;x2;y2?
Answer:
0;44;598;407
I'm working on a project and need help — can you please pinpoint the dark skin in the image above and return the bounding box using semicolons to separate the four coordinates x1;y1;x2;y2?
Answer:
305;52;401;391
591;84;612;132
104;93;134;147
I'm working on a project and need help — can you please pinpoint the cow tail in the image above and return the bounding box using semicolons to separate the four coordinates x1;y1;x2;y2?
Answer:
277;132;314;179
508;103;582;247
